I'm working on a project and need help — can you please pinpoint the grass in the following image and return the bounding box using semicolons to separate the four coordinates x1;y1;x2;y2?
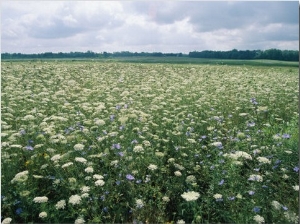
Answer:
1;60;299;223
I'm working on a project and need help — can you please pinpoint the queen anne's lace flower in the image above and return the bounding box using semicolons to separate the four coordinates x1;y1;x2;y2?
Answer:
33;196;48;203
181;191;200;201
69;195;81;205
253;215;265;224
39;212;47;218
55;200;66;210
148;164;158;171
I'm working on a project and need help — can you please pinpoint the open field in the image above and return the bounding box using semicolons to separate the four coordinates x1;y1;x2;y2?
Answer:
2;57;299;67
1;60;299;223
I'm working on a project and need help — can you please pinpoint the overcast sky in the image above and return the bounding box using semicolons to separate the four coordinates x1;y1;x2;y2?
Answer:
1;1;298;54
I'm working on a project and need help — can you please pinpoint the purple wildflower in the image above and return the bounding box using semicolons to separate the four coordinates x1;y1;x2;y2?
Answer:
218;179;224;185
293;167;299;172
112;143;121;150
253;207;260;213
19;129;26;135
110;115;115;121
103;207;108;212
25;145;34;151
250;98;258;105
282;133;290;139
228;196;235;201
249;191;255;195
16;208;23;215
131;139;138;144
282;206;288;211
126;174;135;181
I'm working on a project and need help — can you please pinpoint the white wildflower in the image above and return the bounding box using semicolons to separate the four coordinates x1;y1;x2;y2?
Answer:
162;196;170;202
69;194;81;205
75;157;87;164
253;215;265;224
174;171;182;176
271;200;281;210
148;164;158;171
74;143;84;151
11;170;29;183
55;200;66;209
1;218;12;224
181;191;200;201
136;199;144;208
95;179;105;186
257;157;271;164
84;167;94;173
133;145;144;153
62;162;73;168
93;174;104;180
51;154;61;162
80;186;90;193
33;196;48;203
39;212;47;218
213;194;223;201
74;217;85;224
248;174;263;182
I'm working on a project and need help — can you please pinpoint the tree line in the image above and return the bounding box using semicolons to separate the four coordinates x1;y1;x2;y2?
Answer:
1;49;298;61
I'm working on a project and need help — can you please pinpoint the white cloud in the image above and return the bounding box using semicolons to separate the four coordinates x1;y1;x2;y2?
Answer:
1;1;298;53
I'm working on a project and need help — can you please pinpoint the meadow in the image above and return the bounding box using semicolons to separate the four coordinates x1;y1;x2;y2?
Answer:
1;60;299;223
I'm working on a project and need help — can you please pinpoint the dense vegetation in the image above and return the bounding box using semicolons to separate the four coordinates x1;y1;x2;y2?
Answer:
1;61;298;223
1;48;298;61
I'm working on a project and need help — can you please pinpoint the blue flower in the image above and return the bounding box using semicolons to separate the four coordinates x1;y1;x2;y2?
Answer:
20;129;26;135
248;191;255;195
282;133;290;139
112;143;121;150
110;115;115;121
25;145;34;151
131;139;138;144
136;179;142;184
293;167;299;172
282;206;288;211
16;208;22;215
103;207;108;212
218;179;224;185
253;206;260;213
228;196;235;201
126;174;135;181
250;98;258;105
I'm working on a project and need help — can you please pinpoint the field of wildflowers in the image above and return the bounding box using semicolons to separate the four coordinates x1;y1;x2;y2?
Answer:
1;60;299;223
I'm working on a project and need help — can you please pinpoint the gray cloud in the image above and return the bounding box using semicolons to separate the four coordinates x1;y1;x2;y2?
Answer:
1;1;298;53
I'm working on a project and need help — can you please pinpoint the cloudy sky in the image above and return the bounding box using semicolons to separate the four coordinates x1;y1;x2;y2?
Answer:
1;1;298;54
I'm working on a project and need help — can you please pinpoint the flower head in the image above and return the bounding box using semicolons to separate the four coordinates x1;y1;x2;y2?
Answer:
181;191;200;201
39;212;47;218
126;174;135;180
68;194;81;205
74;144;84;151
135;199;144;208
253;215;264;223
55;200;66;210
148;164;158;171
33;196;48;203
213;193;223;201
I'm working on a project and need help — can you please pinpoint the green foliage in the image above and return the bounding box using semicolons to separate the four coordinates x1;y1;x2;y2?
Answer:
1;61;298;223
